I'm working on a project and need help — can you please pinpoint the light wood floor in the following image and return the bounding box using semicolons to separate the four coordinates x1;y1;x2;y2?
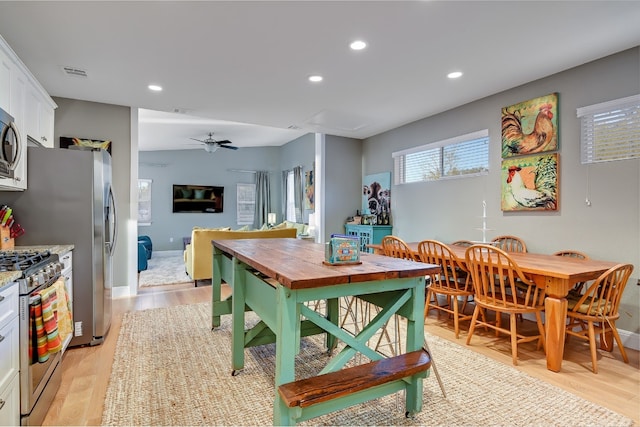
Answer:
43;284;639;426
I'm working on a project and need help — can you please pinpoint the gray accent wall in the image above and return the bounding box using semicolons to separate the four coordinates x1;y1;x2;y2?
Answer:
53;97;135;290
324;135;362;240
362;47;640;333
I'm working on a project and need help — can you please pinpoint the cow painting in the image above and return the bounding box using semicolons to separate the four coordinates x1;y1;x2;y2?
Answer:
363;181;390;216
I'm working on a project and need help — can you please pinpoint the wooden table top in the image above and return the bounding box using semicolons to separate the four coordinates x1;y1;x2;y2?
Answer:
212;238;441;290
369;241;618;283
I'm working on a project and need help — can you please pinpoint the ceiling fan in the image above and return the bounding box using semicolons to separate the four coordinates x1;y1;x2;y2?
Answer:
189;132;239;153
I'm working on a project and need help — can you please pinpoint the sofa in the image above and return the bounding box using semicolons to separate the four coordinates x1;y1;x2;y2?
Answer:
138;235;152;259
184;227;298;286
137;242;148;273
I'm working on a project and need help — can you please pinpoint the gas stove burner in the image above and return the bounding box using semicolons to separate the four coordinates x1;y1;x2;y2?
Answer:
0;250;54;272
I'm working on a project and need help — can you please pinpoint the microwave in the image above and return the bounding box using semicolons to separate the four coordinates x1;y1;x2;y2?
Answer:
0;106;21;179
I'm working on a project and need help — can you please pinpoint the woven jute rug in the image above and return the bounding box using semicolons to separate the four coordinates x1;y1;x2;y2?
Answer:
138;250;193;287
102;303;633;426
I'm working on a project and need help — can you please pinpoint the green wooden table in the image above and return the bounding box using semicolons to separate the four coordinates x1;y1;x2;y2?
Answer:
211;238;440;425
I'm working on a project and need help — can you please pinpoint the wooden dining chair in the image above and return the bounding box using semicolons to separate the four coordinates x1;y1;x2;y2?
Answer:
553;250;590;295
417;240;474;339
565;263;633;374
381;235;416;261
491;235;527;253
464;244;546;365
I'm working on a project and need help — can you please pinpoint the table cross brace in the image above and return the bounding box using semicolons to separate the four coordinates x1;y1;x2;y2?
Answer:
299;289;412;374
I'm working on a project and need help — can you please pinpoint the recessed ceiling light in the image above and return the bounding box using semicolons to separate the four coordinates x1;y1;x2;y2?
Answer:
447;71;463;79
308;75;323;83
350;40;367;50
148;84;163;91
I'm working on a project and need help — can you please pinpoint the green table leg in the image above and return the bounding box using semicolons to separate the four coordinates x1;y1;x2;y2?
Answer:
404;277;426;415
273;286;299;426
211;248;223;329
326;298;339;351
231;258;247;374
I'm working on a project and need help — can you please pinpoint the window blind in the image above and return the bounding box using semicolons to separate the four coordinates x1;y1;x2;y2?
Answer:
137;179;152;224
577;94;640;164
236;183;256;225
393;130;489;185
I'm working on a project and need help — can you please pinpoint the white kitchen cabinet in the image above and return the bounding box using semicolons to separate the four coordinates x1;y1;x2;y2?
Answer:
0;374;19;427
0;282;19;426
25;86;55;148
0;34;56;191
0;47;11;114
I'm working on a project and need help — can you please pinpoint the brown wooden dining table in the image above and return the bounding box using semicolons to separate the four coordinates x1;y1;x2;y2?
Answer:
369;241;619;372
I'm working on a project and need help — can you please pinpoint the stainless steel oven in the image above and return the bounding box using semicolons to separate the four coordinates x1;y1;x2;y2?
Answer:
0;107;22;179
2;250;63;425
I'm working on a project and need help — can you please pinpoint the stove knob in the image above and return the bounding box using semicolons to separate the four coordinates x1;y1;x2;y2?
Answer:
40;269;50;282
30;275;41;288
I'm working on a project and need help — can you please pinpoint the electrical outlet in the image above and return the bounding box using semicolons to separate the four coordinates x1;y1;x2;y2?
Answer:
169;237;174;243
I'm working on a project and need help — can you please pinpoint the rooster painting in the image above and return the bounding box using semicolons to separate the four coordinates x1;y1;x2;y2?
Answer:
502;93;558;158
502;154;558;211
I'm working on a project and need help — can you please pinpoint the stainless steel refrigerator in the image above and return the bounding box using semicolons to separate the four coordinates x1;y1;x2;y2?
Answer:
4;146;117;346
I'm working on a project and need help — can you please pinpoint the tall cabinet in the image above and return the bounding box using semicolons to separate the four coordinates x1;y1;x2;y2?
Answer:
0;281;19;426
344;224;393;254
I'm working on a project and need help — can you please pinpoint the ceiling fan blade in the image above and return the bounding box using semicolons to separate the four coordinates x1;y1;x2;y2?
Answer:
189;137;205;143
219;144;239;150
216;140;232;145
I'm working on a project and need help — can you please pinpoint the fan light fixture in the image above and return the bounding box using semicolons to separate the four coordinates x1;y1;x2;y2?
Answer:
204;143;219;153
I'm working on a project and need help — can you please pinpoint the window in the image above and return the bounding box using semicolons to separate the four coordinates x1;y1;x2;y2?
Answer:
138;179;152;225
285;170;296;221
236;183;256;225
393;130;489;185
577;94;640;164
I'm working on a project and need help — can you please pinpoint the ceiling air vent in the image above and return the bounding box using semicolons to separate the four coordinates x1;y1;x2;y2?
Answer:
62;66;88;78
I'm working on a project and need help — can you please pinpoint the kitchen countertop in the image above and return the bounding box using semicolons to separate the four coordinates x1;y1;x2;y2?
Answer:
0;271;22;289
0;244;74;288
7;244;75;256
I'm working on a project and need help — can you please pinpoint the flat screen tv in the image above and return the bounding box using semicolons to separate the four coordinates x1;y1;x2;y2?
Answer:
173;184;224;213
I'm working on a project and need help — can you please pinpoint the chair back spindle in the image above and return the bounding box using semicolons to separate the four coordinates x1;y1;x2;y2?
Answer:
491;235;527;253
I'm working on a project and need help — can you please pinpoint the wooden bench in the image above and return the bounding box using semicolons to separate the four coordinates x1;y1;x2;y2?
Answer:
277;349;431;423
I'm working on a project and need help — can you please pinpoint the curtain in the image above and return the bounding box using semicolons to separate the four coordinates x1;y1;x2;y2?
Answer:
254;171;270;229
281;170;288;221
293;166;304;223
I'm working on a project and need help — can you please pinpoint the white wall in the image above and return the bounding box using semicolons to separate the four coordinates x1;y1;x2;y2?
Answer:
362;47;640;333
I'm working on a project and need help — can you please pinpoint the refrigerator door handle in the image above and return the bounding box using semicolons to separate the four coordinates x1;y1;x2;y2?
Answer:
106;186;117;256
